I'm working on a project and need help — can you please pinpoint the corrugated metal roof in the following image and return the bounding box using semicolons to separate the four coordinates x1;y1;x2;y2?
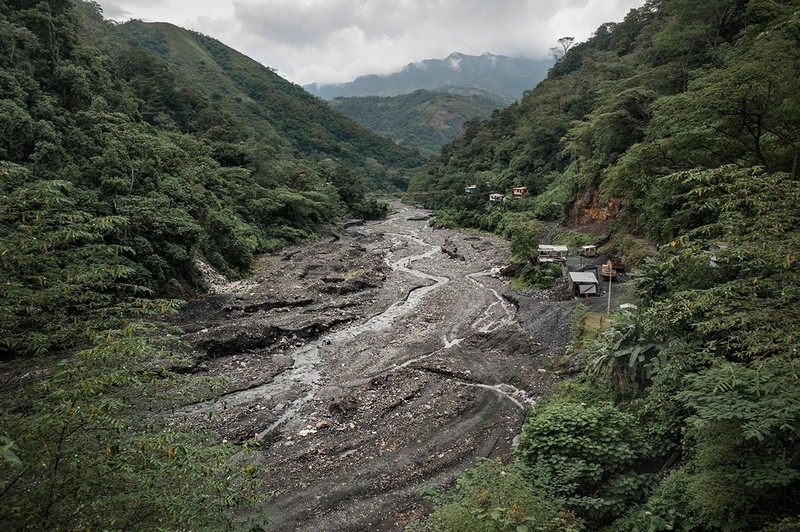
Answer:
569;272;599;284
539;245;568;253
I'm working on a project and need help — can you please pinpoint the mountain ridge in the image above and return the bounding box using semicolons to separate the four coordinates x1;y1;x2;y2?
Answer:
329;88;504;155
114;19;422;169
306;51;552;102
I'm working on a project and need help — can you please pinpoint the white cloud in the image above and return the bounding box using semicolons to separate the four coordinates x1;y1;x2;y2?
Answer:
95;0;646;85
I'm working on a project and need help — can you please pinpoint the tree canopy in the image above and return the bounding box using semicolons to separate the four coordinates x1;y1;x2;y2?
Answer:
410;0;800;529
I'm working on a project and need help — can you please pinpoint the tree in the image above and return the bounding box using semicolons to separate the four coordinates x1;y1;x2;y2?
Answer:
0;166;173;355
550;36;576;62
0;324;267;530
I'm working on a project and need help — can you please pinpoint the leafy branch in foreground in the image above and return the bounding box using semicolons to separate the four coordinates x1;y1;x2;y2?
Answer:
0;166;179;355
0;324;267;530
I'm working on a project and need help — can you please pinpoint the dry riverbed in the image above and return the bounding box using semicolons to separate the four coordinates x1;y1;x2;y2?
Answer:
170;202;581;530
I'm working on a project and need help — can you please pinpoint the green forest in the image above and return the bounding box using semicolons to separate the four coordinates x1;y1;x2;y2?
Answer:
409;0;800;530
0;0;422;528
330;89;504;155
2;0;799;529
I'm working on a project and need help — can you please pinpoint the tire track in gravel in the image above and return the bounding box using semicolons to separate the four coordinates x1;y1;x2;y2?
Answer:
174;202;564;531
249;204;559;531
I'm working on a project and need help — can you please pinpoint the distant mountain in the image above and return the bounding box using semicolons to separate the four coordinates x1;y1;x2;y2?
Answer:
330;89;505;155
306;52;553;102
112;20;423;170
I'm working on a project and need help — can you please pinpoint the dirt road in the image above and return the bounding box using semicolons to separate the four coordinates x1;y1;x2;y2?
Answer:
173;202;576;530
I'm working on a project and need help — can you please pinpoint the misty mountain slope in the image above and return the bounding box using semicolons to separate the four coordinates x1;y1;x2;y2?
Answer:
116;19;423;168
306;52;552;102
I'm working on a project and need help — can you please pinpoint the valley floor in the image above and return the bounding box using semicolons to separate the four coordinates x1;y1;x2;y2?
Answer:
171;202;588;530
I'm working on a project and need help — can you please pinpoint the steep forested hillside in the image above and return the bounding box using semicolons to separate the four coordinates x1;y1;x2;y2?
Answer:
330;89;505;155
115;18;423;171
306;52;552;102
413;0;799;226
0;1;424;528
0;0;424;355
410;0;800;530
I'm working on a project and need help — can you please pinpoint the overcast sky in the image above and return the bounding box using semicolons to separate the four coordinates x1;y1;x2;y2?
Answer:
95;0;646;86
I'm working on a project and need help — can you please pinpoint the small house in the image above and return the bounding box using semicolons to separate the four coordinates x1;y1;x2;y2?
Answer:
569;271;599;297
489;193;504;203
580;245;597;257
537;244;568;263
512;186;529;197
465;185;477;194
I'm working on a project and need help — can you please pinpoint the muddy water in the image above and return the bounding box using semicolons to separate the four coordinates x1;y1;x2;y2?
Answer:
177;202;569;530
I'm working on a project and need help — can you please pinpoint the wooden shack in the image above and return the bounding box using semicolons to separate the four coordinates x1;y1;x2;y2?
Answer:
537;244;568;263
580;245;597;257
465;185;476;194
512;186;529;197
569;271;599;296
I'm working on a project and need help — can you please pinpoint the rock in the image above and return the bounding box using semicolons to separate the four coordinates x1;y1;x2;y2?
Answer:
315;420;330;430
329;397;358;417
366;376;387;389
499;263;524;277
441;238;465;261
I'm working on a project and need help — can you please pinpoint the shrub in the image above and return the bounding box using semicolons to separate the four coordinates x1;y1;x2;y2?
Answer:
409;459;581;532
517;400;653;526
0;324;268;530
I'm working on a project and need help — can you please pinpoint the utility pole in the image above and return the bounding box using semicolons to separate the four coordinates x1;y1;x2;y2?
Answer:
606;260;614;316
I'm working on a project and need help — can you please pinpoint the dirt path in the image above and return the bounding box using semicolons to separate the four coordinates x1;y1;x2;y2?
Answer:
171;202;575;530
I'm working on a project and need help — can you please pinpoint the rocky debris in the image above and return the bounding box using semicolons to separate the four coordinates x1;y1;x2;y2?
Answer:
328;397;359;418
225;297;314;314
185;316;351;359
517;299;576;350
194;258;257;295
441;237;465;261
317;277;381;296
341;219;365;228
498;262;524;277
167;202;579;531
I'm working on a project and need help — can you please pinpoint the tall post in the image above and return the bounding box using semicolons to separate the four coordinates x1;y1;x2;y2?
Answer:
606;260;614;316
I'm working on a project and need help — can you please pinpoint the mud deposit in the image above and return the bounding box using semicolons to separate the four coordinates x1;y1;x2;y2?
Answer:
172;203;578;530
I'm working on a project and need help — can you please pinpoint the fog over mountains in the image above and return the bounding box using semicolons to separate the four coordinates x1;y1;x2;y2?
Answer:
305;52;553;102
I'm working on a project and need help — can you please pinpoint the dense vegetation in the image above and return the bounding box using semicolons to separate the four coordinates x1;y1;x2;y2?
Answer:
0;0;421;528
410;0;800;530
0;0;423;356
331;89;504;155
3;0;799;528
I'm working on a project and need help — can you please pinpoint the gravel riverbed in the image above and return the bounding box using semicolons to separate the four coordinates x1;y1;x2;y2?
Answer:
170;202;586;530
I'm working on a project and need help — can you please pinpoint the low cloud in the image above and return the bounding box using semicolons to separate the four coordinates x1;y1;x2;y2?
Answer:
96;0;646;85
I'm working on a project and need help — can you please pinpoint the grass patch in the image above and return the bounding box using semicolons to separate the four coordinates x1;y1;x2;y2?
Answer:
552;229;601;249
599;233;659;270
